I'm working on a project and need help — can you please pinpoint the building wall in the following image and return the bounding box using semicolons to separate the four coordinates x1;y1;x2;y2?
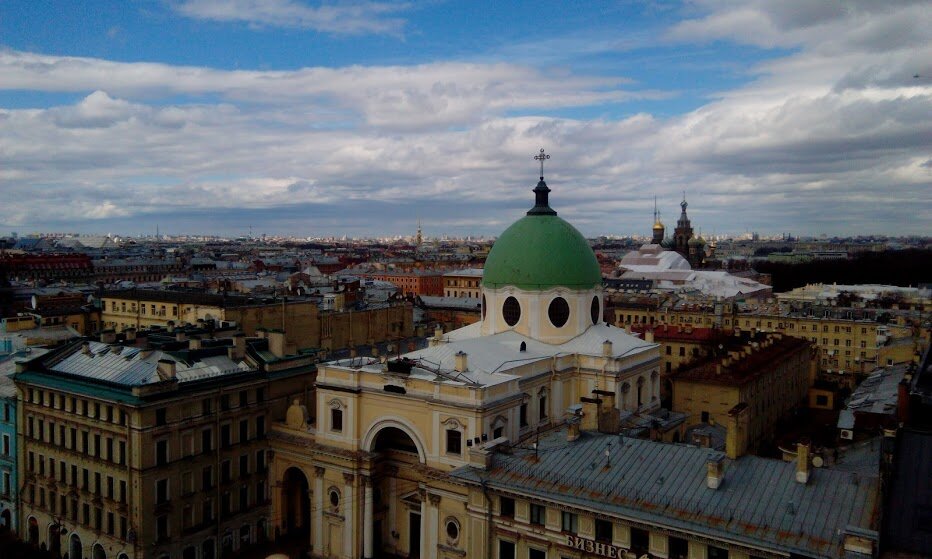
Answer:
672;339;812;450
0;395;16;531
101;295;414;353
16;367;313;559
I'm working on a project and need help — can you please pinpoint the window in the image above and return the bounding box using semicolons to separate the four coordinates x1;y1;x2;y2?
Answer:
203;466;214;490
239;454;249;477
156;515;169;541
538;392;548;421
548;297;570;328
708;546;729;559
331;408;343;432
816;395;829;406
1;434;8;455
156;408;167;426
446;429;462;455
520;402;528;427
256;388;265;403
202;399;212;415
529;549;546;559
256;416;265;438
156;479;169;504
631;527;649;554
561;511;578;533
221;424;231;448
239;391;247;407
222;460;232;484
595;519;613;542
502;296;521;326
220;394;230;411
256;450;267;473
156;439;169;466
239;419;249;443
666;346;672;355
498;540;516;559
500;497;515;518
679;346;685;356
202;428;213;453
529;503;545;526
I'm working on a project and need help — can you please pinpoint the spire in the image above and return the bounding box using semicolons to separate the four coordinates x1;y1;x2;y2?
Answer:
528;148;557;216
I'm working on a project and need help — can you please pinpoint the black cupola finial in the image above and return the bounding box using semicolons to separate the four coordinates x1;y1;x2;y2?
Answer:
528;148;557;216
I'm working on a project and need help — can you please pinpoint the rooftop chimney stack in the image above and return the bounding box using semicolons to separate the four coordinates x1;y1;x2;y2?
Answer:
707;456;724;489
645;329;654;343
602;340;613;357
82;341;91;355
228;333;246;360
796;442;811;484
189;336;202;350
454;351;468;372
156;359;177;381
125;328;137;342
100;329;116;344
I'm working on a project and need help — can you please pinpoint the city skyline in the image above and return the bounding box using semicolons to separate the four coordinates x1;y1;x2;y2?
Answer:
1;1;930;237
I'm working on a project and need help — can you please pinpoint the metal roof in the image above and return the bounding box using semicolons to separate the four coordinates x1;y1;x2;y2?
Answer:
49;341;254;386
452;428;879;559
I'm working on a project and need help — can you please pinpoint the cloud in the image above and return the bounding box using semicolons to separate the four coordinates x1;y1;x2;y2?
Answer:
0;1;930;237
172;0;409;36
0;51;652;130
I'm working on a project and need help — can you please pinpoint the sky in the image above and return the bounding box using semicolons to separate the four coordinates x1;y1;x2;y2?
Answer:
0;1;930;239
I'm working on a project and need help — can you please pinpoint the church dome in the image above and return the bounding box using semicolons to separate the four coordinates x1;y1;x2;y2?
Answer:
483;214;602;290
652;220;665;231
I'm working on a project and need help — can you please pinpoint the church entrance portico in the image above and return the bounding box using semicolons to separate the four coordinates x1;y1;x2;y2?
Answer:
365;423;428;559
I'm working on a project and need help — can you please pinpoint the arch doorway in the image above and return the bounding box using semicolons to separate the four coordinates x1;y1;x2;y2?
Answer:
28;517;39;545
366;423;429;559
92;543;106;559
69;533;83;559
281;467;311;541
49;523;62;556
0;508;11;529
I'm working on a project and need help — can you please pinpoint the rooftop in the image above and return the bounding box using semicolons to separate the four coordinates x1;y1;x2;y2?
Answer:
452;427;879;559
672;334;811;386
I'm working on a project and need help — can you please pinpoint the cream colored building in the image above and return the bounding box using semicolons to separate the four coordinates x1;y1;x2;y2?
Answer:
268;172;663;558
13;328;316;559
442;269;484;299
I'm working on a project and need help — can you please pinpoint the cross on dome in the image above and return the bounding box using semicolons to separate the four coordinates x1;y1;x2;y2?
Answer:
534;148;550;180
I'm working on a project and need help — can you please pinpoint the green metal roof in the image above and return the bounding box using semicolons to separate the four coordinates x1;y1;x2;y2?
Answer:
482;214;602;290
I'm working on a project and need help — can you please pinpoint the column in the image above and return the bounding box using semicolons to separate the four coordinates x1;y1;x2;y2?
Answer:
419;490;428;557
343;473;355;558
363;477;374;559
427;494;441;557
313;466;325;554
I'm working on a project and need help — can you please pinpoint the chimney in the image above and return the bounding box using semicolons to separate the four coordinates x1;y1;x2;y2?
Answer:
125;328;136;342
82;341;91;355
602;340;613;357
228;333;246;360
430;326;444;347
580;397;600;431
897;378;910;425
156;359;176;381
189;336;202;350
167;321;175;333
100;329;116;344
725;403;748;459
268;330;286;357
566;415;581;442
796;442;811;484
175;330;187;343
644;329;654;343
706;456;724;489
454;351;468;372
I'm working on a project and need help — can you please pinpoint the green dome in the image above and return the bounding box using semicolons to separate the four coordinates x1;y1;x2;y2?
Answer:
483;214;602;290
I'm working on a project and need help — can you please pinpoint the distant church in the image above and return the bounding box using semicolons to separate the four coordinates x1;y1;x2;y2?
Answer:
651;194;707;269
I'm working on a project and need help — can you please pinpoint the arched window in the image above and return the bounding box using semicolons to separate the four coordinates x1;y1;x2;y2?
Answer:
537;387;549;421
